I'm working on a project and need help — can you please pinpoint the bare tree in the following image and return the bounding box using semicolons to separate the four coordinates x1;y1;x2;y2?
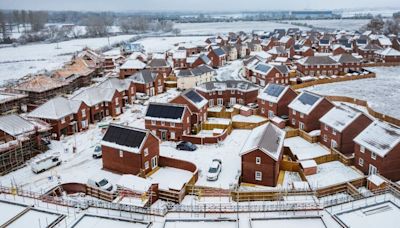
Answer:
361;15;385;34
84;15;110;37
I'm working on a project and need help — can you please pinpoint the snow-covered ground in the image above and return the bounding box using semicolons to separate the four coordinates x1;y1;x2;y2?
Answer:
175;21;309;35
251;217;326;228
306;161;363;190
8;209;60;228
0;35;135;85
0;201;26;225
284;137;330;161
160;129;252;189
215;60;246;81
164;220;237;228
283;19;369;31
304;67;400;119
72;215;149;228
133;36;207;53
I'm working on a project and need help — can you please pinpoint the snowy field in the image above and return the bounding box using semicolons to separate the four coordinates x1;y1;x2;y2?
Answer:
306;161;363;189
160;129;252;189
0;201;26;225
304;67;400;119
72;215;149;228
175;21;309;35
164;220;237;228
284;137;330;161
8;209;60;228
134;36;207;53
251;217;327;228
283;19;369;31
0;35;135;85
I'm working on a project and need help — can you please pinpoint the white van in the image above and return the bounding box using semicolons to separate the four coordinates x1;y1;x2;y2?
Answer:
31;155;61;173
87;177;115;192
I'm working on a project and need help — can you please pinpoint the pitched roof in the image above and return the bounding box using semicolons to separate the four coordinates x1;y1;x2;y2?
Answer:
376;47;400;56
288;91;325;115
257;83;289;103
97;78;132;92
0;114;36;137
180;89;208;110
319;103;365;132
120;59;146;70
15;75;67;93
196;80;258;93
354;121;400;157
101;124;149;154
71;87;116;106
145;103;187;123
297;56;339;66
28;96;82;120
147;59;170;68
211;47;226;57
331;54;361;64
129;70;158;84
176;64;215;78
240;122;286;161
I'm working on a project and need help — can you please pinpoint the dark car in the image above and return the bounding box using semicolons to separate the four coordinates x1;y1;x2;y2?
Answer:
176;141;197;151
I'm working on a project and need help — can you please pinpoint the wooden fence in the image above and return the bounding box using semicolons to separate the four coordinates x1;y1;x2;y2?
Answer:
291;73;376;90
299;129;319;143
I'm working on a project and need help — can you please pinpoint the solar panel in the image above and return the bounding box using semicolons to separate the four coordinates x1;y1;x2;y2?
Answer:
103;125;146;148
298;92;320;106
185;90;204;104
265;84;285;97
255;64;271;73
146;104;184;119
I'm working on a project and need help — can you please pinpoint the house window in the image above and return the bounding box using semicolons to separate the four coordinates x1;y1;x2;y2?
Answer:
145;161;149;170
161;121;165;126
187;117;190;123
360;146;365;153
268;111;274;118
332;129;336;135
323;134;328;142
119;150;123;158
144;148;149;157
151;120;156;125
231;90;235;94
292;110;296;115
359;158;364;167
218;91;222;95
61;117;66;124
299;122;304;130
95;104;99;109
256;157;261;164
81;109;86;118
115;98;119;106
292;118;296;125
371;152;377;160
300;113;304;119
255;171;262;181
261;100;265;105
269;102;273;107
324;124;328;130
261;108;265;114
170;122;175;127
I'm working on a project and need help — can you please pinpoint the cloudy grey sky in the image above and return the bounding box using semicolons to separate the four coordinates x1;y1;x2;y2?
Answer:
0;0;399;12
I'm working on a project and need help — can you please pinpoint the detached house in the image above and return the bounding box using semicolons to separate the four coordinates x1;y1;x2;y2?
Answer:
129;70;164;96
319;104;373;154
172;50;188;69
288;91;334;132
207;47;226;68
188;54;212;68
241;122;286;187
101;124;160;176
71;87;123;123
176;64;216;90
28;97;90;139
257;83;297;119
119;59;146;79
354;121;400;181
170;89;208;128
145;103;192;141
248;63;290;86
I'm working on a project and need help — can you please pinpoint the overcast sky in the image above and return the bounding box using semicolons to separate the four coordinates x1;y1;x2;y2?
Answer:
0;0;399;12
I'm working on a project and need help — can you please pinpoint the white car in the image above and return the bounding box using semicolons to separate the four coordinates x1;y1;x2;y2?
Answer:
207;159;222;181
31;155;61;173
92;145;102;158
87;177;115;192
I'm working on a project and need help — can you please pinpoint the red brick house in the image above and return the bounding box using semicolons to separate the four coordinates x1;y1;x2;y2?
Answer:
101;124;160;176
145;103;192;141
356;43;382;62
257;83;297;119
170;89;208;128
97;78;136;105
129;70;164;97
196;80;259;107
241;122;286;187
71;87;123;123
278;36;295;49
207;47;227;68
247;62;290;86
294;45;314;57
188;54;212;68
375;47;400;63
354;121;400;181
28;97;90;139
288;91;334;132
296;56;341;76
319;104;373;154
331;54;362;73
119;59;146;79
146;59;172;78
172;50;188;69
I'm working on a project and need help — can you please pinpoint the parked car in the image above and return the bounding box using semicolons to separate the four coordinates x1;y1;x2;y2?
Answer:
176;141;197;151
207;159;222;181
87;177;115;192
31;155;61;173
93;145;102;158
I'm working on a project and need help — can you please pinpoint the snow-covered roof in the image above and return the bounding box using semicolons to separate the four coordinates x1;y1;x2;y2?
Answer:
97;78;131;92
240;122;286;161
128;70;158;84
71;87;116;106
378;37;392;46
0;114;35;137
172;50;187;59
0;92;27;104
297;56;339;66
196;80;258;93
300;160;317;169
354;121;400;157
120;59;146;70
288;91;325;115
319;103;365;133
257;83;290;103
116;174;152;193
367;174;386;186
28;97;82;120
279;35;292;44
376;47;400;56
15;75;67;93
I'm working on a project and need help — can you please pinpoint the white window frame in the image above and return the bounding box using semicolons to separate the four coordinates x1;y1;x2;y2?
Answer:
145;161;149;170
255;171;262;181
144;148;149;157
151;120;156;125
371;152;377;160
359;158;364;167
256;157;261;165
170;122;175;127
119;150;123;158
360;146;365;153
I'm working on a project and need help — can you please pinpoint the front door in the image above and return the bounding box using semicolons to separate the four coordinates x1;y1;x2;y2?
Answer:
161;131;167;141
209;99;214;107
369;164;377;175
331;140;337;149
170;131;175;140
230;97;236;105
151;156;158;169
217;98;224;106
299;122;305;130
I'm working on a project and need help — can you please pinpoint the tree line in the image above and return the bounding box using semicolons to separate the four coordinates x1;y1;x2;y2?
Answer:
361;12;400;35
